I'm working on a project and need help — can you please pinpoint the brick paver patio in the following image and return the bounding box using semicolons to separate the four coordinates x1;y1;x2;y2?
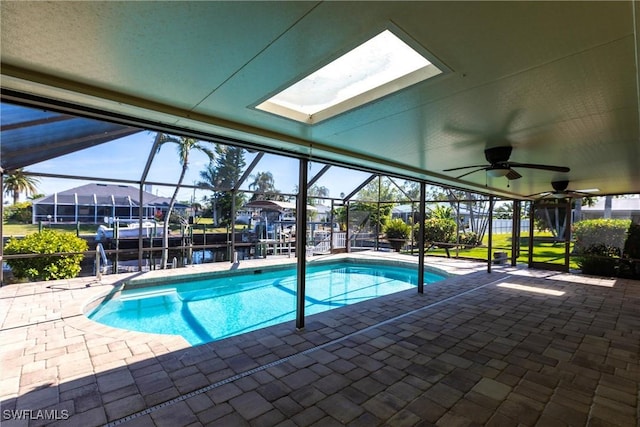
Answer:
1;253;638;426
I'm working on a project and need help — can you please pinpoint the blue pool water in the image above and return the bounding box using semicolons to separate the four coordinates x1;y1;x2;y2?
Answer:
88;261;445;345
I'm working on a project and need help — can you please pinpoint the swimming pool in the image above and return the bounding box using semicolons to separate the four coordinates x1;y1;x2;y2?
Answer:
87;260;445;345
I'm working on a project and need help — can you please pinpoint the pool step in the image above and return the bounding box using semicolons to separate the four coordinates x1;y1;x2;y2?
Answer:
120;288;176;301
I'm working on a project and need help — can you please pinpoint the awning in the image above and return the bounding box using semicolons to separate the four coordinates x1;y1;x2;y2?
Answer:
244;200;316;211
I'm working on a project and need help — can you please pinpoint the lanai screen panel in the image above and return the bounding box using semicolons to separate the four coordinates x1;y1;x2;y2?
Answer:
1;103;142;171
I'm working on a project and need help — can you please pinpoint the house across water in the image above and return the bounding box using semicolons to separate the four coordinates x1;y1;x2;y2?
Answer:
31;183;188;224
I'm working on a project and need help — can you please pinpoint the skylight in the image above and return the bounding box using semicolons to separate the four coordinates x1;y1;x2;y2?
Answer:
257;29;443;124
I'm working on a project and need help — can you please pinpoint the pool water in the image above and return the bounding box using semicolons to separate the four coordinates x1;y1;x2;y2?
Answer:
88;262;444;345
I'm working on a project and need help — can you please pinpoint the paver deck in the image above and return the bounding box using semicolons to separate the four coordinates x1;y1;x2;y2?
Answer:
1;253;638;426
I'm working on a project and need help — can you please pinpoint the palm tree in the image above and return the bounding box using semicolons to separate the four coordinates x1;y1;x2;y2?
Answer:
155;133;214;269
248;171;282;201
3;169;40;204
197;144;246;226
293;184;330;205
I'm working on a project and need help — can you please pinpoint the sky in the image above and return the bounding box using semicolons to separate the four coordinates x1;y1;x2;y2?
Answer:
22;131;375;206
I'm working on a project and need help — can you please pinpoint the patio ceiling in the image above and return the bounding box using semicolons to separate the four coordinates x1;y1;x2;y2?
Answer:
1;1;639;199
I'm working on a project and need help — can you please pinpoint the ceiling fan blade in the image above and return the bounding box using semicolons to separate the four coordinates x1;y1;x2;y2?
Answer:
505;169;522;180
443;164;487;172
508;162;570;173
525;191;551;198
535;192;555;199
444;123;487;137
456;167;488;179
569;190;598;197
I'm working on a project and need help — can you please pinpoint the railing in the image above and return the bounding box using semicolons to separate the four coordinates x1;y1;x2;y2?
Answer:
333;232;346;249
95;243;109;279
312;238;331;254
309;231;346;255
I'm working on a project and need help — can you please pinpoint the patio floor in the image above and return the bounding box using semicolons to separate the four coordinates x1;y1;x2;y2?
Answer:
1;253;638;426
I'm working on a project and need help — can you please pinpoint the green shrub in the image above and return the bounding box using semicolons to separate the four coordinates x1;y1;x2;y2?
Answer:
623;222;640;259
573;218;631;256
384;218;411;240
3;201;32;223
621;223;640;279
458;231;481;247
572;219;638;277
384;218;411;251
415;217;457;245
575;244;619;276
4;229;88;281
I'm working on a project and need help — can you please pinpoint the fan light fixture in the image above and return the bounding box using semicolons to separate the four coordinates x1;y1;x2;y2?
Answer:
486;167;510;177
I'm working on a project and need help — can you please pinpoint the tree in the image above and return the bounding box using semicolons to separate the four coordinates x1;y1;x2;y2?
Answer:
355;176;401;202
198;144;246;226
248;171;283;201
308;184;329;205
573;196;596;223
155;133;214;269
349;178;399;232
3;201;32;223
428;204;454;220
494;203;514;219
3;169;39;205
400;180;420;201
190;201;202;220
427;186;491;242
293;184;330;205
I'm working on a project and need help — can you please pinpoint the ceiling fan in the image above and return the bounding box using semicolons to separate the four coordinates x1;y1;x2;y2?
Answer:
528;180;599;199
443;146;570;180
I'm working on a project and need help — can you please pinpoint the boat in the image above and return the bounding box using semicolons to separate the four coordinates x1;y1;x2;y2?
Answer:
95;221;163;241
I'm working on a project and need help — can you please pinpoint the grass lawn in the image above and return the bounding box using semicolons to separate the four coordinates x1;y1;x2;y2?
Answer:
2;220;248;238
419;232;579;269
2;222;99;237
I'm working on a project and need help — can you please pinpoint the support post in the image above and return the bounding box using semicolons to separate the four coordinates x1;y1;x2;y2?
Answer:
231;190;237;263
0;173;3;285
528;202;535;268
138;184;144;271
564;199;572;269
511;201;521;266
345;201;351;253
418;182;426;294
375;176;381;251
330;199;335;253
296;158;309;330
487;196;494;273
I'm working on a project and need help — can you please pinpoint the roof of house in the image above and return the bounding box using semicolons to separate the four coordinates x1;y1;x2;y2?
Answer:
243;200;316;212
581;197;640;212
32;183;185;207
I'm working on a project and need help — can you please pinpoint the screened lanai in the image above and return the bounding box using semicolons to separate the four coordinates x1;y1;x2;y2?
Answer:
1;101;531;296
2;3;640;426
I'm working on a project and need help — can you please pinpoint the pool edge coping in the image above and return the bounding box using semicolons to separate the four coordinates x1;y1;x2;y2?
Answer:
122;253;452;290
